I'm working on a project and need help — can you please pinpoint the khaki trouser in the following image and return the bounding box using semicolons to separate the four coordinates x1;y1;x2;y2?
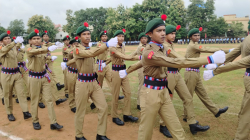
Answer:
235;76;250;140
111;71;131;118
75;80;108;138
137;67;144;105
1;73;28;114
67;71;76;109
47;70;60;101
20;67;29;97
48;62;60;84
138;86;186;140
0;66;3;99
184;71;219;115
95;64;112;88
29;76;57;124
160;72;196;125
63;68;68;94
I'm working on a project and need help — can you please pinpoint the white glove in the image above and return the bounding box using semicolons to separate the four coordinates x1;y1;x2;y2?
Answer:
205;64;217;70
48;45;58;52
55;41;64;48
61;62;67;70
21;43;25;49
209;50;225;64
51;56;57;61
119;70;127;78
15;36;24;43
203;70;214;81
26;59;28;63
229;48;235;52
107;37;118;47
101;63;106;68
89;42;93;47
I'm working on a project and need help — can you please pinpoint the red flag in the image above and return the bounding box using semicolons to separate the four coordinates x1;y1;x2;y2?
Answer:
205;33;207;39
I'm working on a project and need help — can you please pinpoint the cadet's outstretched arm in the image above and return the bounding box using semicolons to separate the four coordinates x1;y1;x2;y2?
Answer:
127;61;143;74
110;47;140;61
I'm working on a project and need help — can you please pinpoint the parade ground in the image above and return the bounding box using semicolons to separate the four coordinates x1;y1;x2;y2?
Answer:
0;43;245;140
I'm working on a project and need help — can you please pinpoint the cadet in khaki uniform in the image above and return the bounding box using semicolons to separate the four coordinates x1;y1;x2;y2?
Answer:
61;37;79;113
62;35;71;98
42;31;67;105
0;31;31;121
124;15;226;140
184;28;229;118
130;32;148;110
159;25;210;137
73;22;110;140
27;29;63;130
0;41;4;105
91;30;124;110
109;29;140;126
203;33;250;140
42;30;64;90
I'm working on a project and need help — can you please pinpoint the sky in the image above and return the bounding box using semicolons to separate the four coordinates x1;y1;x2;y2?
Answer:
0;0;249;29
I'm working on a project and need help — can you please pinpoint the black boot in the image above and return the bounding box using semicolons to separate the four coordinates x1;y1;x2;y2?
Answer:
27;97;31;101
75;136;87;140
38;103;45;108
71;107;76;113
160;125;172;138
8;114;16;121
189;124;210;135
118;96;124;100
2;98;4;105
50;123;63;130
56;83;64;91
23;112;32;119
65;94;69;98
183;118;199;124
33;122;41;130
123;115;138;122
96;134;110;140
90;103;96;110
215;106;229;118
56;98;67;105
16;98;19;103
137;105;141;110
112;118;124;126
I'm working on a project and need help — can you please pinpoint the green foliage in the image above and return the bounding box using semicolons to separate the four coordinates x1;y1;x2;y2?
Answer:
7;19;25;36
227;21;247;37
27;15;59;41
0;26;6;35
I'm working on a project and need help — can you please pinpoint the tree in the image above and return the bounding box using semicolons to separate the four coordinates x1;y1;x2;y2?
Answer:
0;26;6;35
227;21;246;37
7;19;25;36
27;15;59;41
206;17;228;37
62;10;76;37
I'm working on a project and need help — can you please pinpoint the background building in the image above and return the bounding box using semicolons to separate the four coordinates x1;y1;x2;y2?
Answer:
55;24;68;41
224;14;249;31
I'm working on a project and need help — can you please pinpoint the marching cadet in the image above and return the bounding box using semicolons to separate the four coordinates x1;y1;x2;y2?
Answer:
0;30;31;121
26;29;63;130
42;30;65;90
91;30;124;110
184;27;230;119
130;32;148;110
0;41;2;105
62;35;71;98
61;37;79;113
109;29;140;126
203;31;250;140
73;22;111;140
124;15;226;140
42;31;67;105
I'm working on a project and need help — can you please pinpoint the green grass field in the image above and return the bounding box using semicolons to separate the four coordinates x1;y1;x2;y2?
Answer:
50;43;244;140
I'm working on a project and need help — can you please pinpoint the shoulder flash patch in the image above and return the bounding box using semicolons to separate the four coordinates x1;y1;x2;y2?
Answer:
71;51;73;54
111;51;115;54
167;49;171;54
63;48;67;51
147;51;154;59
199;46;202;49
0;46;2;49
141;48;144;51
76;48;79;54
27;47;32;51
99;44;101;46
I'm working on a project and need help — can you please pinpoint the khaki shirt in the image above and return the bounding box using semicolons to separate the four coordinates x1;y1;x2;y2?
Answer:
66;47;77;69
62;44;71;59
163;41;183;59
0;42;20;68
109;44;139;65
141;43;208;79
17;48;25;62
185;40;229;58
73;43;108;74
131;42;146;56
26;45;49;72
43;41;55;64
96;41;111;65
